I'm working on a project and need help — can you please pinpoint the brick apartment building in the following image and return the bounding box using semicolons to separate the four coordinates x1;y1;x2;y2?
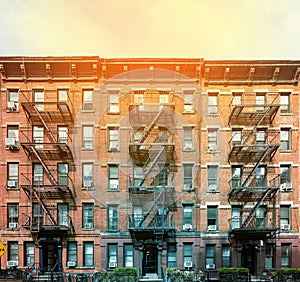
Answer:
0;56;300;279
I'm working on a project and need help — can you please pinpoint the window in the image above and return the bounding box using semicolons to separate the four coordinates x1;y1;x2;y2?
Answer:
256;206;266;228
231;129;242;146
108;206;118;231
82;163;93;188
58;89;68;102
222;245;231;268
82;203;94;229
33;126;44;148
7;89;19;110
207;206;218;231
108;164;119;190
32;203;43;226
83;242;94;267
182;205;193;229
133;166;144;186
205;245;216;267
208;165;218;191
124;245;134;268
232;93;242;106
265;244;275;269
57;203;68;226
133;206;143;227
158;128;169;143
208;129;218;151
280;128;291;151
183;243;193;265
8;242;18;262
8;204;18;227
108;128;119;151
256;93;265;112
183;127;193;151
58;126;68;144
33;164;43;186
208;94;218;114
24;242;34;267
82;126;94;149
280;205;290;228
281;244;291;268
183;164;193;190
7;125;19;147
109;93;120;113
232;166;242;189
58;163;68;185
108;244;118;267
7;163;19;188
134;94;144;104
133;128;144;143
183;93;194;113
280;165;291;185
256;129;267;148
33;90;44;110
157;166;168;186
280;93;291;113
67;242;77;266
167;244;177;268
256;166;266;187
231;207;241;229
159;94;169;104
82;89;93;110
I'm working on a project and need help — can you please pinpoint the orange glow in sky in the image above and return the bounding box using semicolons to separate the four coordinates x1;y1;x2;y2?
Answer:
0;0;299;59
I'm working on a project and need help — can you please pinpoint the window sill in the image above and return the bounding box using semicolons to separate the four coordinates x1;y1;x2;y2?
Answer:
207;150;220;154
106;229;119;233
82;187;95;191
107;112;120;115
206;113;220;117
183;188;195;192
280;112;293;116
107;189;120;192
81;109;94;113
182;110;195;114
75;266;95;270
280;150;292;153
81;148;94;151
182;149;194;152
107;149;120;152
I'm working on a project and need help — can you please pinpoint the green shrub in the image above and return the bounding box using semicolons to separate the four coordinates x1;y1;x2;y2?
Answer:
218;268;249;282
273;268;300;282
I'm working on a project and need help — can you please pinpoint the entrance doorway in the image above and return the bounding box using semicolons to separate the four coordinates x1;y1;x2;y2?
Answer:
142;246;158;276
241;245;257;275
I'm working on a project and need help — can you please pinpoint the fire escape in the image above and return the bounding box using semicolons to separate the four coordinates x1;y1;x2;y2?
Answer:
20;99;75;237
128;90;177;246
228;92;280;241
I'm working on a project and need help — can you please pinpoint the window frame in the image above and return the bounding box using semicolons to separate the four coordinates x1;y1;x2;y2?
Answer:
183;164;193;190
221;245;232;268
207;205;218;231
208;94;218;114
183;243;193;265
82;125;94;149
82;163;93;188
182;205;193;228
207;165;218;191
207;129;218;151
7;89;19;110
205;244;216;267
280;128;291;151
109;92;120;113
108;244;118;268
124;244;134;268
8;241;18;262
281;244;291;268
108;164;120;190
82;203;94;229
82;89;93;111
24;242;35;267
67;241;78;266
108;128;120;151
167;244;177;268
8;203;19;227
280;93;291;113
7;162;19;188
183;127;193;151
108;205;119;231
83;242;94;267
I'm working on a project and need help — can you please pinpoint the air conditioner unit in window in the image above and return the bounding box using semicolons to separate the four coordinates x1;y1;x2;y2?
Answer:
5;138;18;148
84;223;93;229
208;225;217;232
108;262;117;268
67;261;76;267
7;180;17;188
280;182;292;192
183;145;193;151
9;222;18;229
183;223;193;231
184;261;193;268
206;264;216;269
208;144;218;151
83;181;93;188
281;224;290;231
183;184;193;190
7;101;17;111
208;184;217;192
7;260;18;267
109;183;119;189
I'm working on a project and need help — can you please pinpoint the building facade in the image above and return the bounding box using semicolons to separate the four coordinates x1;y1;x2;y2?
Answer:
0;57;300;278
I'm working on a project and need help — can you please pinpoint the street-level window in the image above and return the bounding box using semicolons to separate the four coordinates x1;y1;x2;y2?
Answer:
205;244;216;268
183;243;193;266
265;244;275;269
24;242;35;267
167;244;177;268
108;244;118;268
8;242;18;262
221;245;231;268
67;242;77;267
124;244;134;268
281;244;291;268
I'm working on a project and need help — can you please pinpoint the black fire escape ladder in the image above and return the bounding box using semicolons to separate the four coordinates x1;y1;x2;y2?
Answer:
138;189;164;227
32;105;57;143
139;107;163;144
241;188;272;228
241;147;271;188
30;145;58;185
31;187;57;226
139;146;165;186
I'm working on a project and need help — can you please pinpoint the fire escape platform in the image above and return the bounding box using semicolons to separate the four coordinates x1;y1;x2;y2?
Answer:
21;102;74;124
228;144;279;163
22;143;73;162
129;143;175;166
229;104;280;126
228;187;279;203
229;227;278;240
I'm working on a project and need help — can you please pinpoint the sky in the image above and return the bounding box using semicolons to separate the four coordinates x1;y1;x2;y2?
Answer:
0;0;299;59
